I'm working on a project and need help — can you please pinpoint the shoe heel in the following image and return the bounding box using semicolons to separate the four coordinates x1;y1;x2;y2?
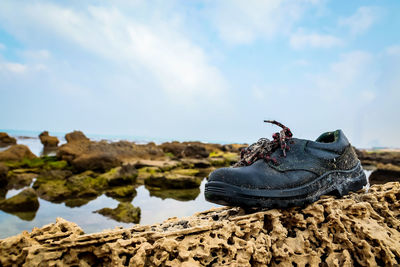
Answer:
334;172;367;197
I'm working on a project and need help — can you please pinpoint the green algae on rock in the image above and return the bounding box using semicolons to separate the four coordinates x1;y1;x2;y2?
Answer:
105;185;137;202
95;202;141;223
0;188;39;213
144;168;203;189
145;186;200;201
98;164;138;186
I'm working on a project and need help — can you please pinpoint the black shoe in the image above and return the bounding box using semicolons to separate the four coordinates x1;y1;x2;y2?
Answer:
205;120;367;208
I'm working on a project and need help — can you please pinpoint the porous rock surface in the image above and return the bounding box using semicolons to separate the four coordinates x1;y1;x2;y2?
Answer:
1;183;400;266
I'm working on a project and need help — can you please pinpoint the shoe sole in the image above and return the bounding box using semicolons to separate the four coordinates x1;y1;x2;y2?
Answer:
204;161;367;209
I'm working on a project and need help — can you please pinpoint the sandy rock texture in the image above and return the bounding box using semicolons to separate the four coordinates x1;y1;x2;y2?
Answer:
0;145;37;161
1;182;399;266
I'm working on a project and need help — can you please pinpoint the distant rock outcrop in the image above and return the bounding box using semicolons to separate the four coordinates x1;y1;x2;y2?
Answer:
39;131;59;148
0;132;17;147
1;182;399;266
356;148;400;172
57;131;165;172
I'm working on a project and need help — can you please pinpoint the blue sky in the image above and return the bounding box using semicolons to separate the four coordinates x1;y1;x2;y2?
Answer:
0;0;399;148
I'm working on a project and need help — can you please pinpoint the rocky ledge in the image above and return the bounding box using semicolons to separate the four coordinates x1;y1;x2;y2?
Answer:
1;182;399;266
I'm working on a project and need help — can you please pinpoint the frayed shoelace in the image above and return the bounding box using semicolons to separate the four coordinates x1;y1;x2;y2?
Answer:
233;120;293;167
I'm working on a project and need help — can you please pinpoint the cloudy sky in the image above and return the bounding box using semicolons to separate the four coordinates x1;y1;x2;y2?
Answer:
0;0;399;148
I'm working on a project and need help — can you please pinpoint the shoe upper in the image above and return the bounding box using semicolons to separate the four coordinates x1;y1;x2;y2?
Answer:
208;129;360;190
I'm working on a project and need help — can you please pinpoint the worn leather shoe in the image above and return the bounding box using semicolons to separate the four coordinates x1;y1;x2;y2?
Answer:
205;120;367;208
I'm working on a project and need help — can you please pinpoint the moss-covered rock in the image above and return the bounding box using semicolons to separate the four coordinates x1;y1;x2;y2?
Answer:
38;169;73;180
208;151;239;167
67;171;106;197
46;160;68;170
144;167;203;189
5;156;69;171
64;196;98;208
33;179;70;202
145;174;202;189
6;172;36;190
146;186;200;201
137;167;161;180
95;203;141;223
98;164;138;186
105;185;137;202
0;188;39;213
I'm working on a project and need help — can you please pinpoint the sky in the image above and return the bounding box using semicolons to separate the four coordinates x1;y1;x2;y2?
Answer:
0;0;399;148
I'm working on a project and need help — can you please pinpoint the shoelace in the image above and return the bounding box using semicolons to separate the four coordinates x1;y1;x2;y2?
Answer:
233;120;293;167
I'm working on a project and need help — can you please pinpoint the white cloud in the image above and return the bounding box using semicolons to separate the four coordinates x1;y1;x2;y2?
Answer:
0;2;227;103
339;6;379;35
0;61;27;73
386;45;400;56
310;51;374;96
0;43;5;50
290;30;343;49
209;0;322;44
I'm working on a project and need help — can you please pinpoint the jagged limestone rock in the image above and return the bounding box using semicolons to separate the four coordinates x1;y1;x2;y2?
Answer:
1;183;400;266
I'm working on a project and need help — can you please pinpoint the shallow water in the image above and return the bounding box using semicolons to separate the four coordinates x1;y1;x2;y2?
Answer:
0;180;216;239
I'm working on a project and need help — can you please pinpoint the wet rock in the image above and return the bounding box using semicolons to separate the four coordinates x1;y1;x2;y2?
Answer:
145;168;202;189
105;185;137;202
0;162;8;187
0;188;39;213
1;182;400;266
38;169;73;180
0;145;37;161
39;131;59;148
64;196;98;208
0;132;17;147
67;171;106;197
146;186;200;201
356;148;400;170
208;151;239;167
95;202;141;223
98;164;138;186
33;177;71;202
6;172;36;190
137;166;161;182
369;169;400;184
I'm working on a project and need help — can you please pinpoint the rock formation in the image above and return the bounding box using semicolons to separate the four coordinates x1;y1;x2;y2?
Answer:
38;131;59;148
57;131;165;171
0;132;17;147
95;202;141;223
356;148;400;172
0;145;37;161
1;182;399;266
